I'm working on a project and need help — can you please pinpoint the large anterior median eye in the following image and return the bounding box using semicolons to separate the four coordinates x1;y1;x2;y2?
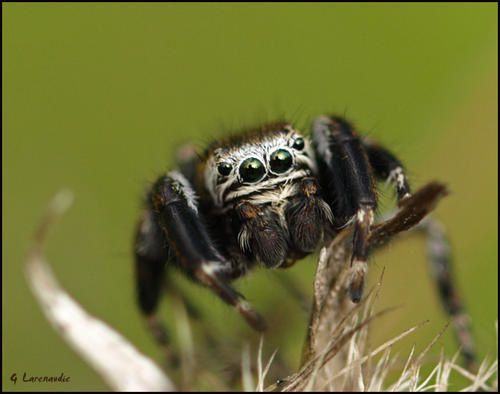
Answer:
239;157;266;183
269;149;293;174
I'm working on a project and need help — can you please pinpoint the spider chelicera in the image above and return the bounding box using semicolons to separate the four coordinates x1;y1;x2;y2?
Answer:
133;114;474;366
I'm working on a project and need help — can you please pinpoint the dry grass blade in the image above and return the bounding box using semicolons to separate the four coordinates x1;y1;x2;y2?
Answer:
270;307;399;392
453;358;498;392
173;295;196;388
256;337;278;392
320;320;429;391
24;190;175;392
365;348;396;392
256;336;264;392
396;323;450;391
25;183;490;392
241;342;254;392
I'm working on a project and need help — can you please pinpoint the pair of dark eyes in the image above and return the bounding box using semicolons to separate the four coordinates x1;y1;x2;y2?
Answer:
217;138;304;183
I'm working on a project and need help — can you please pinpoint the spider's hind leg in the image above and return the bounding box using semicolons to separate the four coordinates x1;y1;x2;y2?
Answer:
362;139;476;369
134;207;178;364
362;137;412;203
418;217;477;370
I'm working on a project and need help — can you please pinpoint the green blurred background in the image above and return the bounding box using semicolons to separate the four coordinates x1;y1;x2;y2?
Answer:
3;3;497;391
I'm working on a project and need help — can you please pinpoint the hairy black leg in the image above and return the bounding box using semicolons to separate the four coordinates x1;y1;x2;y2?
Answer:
313;115;377;302
362;138;411;203
418;218;477;369
363;139;476;368
135;209;168;316
134;208;184;368
151;171;266;331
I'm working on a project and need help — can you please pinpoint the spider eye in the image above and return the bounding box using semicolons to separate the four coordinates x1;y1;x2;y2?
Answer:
292;137;305;151
270;149;293;174
217;162;232;176
239;158;266;183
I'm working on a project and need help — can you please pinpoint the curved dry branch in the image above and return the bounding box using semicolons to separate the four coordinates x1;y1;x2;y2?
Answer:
24;183;493;392
25;190;176;392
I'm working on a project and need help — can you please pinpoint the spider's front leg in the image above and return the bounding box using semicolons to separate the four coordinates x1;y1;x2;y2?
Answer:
313;115;377;303
146;171;266;332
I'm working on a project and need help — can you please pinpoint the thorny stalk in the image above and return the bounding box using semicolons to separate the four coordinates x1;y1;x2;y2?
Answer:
24;183;497;391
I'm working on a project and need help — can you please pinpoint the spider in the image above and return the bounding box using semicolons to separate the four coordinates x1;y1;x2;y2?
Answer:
134;114;474;365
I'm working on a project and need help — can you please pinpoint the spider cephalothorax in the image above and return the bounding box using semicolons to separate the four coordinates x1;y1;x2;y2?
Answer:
133;114;469;349
202;123;318;208
197;123;334;270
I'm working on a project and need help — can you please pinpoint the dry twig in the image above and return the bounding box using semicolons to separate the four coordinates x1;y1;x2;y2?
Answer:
25;190;175;392
25;183;497;392
266;181;452;391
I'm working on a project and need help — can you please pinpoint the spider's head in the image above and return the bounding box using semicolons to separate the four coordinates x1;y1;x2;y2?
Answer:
203;122;317;208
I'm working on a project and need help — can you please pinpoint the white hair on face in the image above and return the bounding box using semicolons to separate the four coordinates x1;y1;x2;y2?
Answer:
204;127;318;208
225;169;308;203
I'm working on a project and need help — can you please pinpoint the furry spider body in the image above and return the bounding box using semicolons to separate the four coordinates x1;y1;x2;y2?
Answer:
134;115;415;332
134;114;477;371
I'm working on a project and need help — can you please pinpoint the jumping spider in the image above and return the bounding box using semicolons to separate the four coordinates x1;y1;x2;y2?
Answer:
134;115;473;364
